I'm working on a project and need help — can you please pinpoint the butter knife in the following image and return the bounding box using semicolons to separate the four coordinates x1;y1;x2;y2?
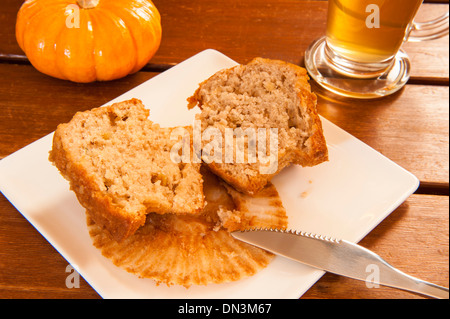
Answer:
231;228;449;299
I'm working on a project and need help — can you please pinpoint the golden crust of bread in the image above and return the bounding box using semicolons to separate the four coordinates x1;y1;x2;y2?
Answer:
49;99;204;242
188;57;328;195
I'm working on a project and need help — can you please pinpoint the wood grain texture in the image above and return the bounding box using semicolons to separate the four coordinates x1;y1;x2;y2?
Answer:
314;83;449;186
0;195;100;299
0;192;446;299
0;63;447;185
0;0;448;300
302;194;449;299
0;1;448;81
149;0;449;81
0;64;157;159
403;3;450;82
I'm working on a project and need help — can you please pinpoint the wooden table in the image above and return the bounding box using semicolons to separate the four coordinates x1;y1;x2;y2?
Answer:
0;0;448;299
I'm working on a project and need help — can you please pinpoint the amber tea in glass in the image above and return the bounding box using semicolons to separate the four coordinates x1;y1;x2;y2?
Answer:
326;0;422;64
305;0;449;98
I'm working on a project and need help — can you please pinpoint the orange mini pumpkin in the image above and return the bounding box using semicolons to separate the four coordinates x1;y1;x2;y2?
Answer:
16;0;162;83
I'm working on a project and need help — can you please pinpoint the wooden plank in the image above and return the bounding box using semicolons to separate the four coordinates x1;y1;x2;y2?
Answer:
1;1;448;81
0;0;22;58
0;194;100;299
151;0;449;82
314;82;449;186
1;63;447;185
1;191;446;298
0;64;158;160
403;3;450;83
0;0;447;302
302;194;449;299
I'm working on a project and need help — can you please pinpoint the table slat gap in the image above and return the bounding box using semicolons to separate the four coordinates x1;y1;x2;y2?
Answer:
416;183;450;196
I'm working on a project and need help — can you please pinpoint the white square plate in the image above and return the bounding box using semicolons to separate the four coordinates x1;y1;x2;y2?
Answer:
0;49;419;299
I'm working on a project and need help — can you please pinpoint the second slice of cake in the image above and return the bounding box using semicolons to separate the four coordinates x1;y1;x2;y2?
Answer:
188;57;328;195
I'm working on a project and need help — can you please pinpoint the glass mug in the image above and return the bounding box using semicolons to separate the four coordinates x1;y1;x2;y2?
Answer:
305;0;449;99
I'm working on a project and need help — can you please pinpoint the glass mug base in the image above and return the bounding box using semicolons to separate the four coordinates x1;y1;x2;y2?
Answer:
304;37;411;99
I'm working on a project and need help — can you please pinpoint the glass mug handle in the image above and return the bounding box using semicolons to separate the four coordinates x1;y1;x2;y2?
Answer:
406;10;449;42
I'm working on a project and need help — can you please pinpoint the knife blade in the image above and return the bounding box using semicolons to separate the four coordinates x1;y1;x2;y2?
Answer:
231;228;449;299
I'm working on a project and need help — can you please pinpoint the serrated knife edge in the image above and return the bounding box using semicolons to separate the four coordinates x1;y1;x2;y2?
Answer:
231;228;449;299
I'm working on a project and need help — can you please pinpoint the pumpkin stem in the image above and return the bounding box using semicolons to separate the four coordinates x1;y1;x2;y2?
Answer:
77;0;100;9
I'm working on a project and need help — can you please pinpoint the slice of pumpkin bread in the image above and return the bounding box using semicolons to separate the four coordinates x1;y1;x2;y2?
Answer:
49;99;204;242
188;57;328;195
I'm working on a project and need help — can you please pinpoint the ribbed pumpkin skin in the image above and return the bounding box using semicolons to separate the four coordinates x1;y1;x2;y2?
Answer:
16;0;162;83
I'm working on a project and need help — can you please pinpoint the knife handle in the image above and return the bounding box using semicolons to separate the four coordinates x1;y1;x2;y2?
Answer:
409;280;449;299
343;240;449;299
